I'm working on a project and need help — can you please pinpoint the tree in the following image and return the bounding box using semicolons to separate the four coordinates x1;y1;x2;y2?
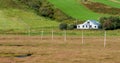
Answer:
100;16;120;30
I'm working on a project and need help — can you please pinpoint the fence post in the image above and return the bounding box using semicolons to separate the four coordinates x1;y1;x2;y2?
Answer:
82;30;84;44
104;31;106;48
64;30;67;41
52;30;54;40
41;30;44;40
28;27;31;36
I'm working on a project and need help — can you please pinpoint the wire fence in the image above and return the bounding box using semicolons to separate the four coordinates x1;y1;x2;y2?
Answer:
0;29;120;48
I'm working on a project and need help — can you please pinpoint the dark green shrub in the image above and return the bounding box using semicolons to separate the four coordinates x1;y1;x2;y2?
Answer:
59;23;68;30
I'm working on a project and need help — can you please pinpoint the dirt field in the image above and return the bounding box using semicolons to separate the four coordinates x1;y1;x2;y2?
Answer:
0;35;120;63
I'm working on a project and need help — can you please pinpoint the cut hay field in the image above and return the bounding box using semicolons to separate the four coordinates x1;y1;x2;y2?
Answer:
92;0;120;8
0;36;120;63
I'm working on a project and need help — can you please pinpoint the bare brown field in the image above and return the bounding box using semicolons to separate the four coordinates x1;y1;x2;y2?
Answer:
0;35;120;63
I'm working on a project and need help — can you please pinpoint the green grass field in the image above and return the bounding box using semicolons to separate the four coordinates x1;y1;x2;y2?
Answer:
0;9;59;31
92;0;120;8
48;0;109;20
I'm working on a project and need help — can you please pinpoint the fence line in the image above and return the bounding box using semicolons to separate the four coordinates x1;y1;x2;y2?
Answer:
0;30;111;47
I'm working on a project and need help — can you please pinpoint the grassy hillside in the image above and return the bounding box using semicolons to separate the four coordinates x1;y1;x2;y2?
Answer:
0;0;27;9
92;0;120;8
0;0;120;33
48;0;109;20
0;9;59;31
0;0;61;33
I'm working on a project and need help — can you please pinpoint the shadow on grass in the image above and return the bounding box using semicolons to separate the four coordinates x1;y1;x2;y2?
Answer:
0;53;32;58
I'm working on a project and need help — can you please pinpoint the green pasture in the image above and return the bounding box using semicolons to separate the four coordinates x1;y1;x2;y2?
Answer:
0;9;59;31
48;0;108;20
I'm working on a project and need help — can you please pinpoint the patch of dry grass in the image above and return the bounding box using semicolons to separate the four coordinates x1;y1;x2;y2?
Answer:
0;35;120;63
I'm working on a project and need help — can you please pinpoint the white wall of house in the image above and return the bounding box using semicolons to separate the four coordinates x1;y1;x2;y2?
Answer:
77;20;100;29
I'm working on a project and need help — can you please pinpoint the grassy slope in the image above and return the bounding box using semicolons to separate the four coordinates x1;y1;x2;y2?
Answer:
92;0;120;8
0;9;59;31
48;0;108;20
0;0;59;31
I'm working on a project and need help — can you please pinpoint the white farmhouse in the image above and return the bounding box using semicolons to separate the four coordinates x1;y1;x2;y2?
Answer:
77;20;101;29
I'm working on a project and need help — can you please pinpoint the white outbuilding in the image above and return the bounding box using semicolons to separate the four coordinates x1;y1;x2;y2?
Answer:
77;20;101;29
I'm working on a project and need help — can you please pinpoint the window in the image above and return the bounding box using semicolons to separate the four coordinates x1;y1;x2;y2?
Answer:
83;25;84;28
87;22;90;24
86;25;87;27
90;25;92;28
95;26;97;28
78;26;80;28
